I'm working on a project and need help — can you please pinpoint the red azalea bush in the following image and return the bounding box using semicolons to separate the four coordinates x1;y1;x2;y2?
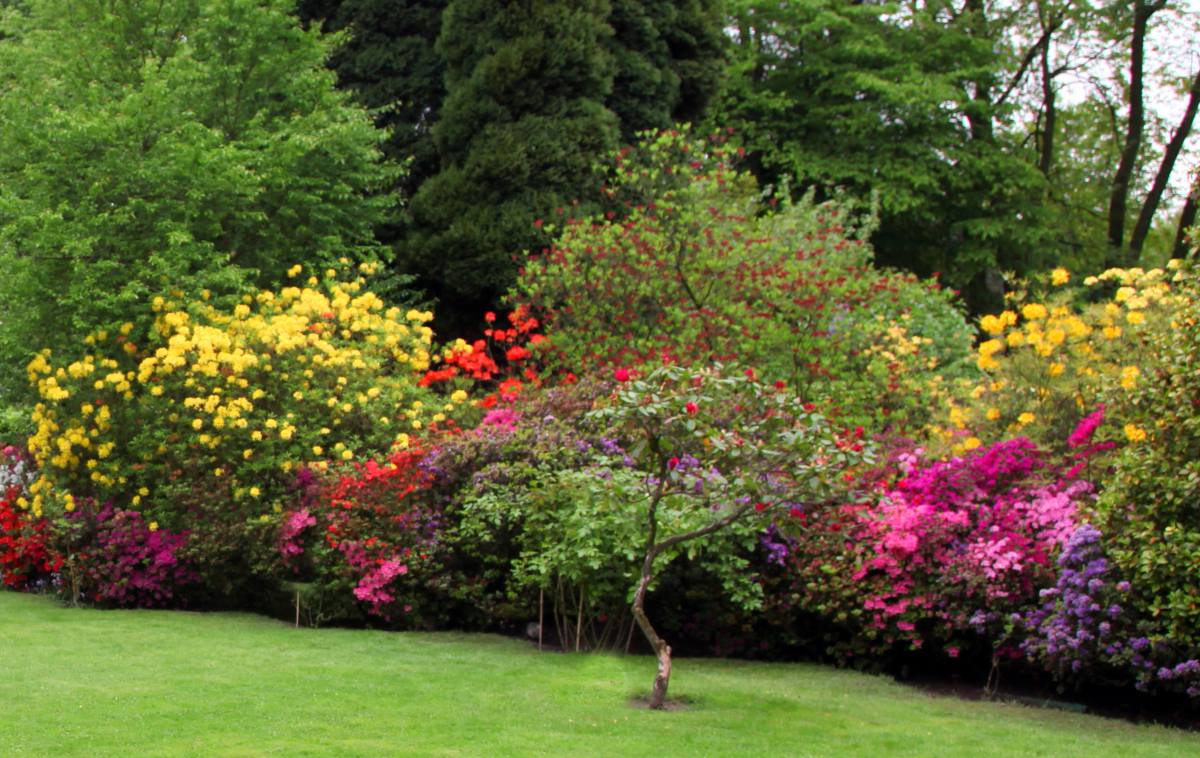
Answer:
512;127;974;434
278;445;446;625
1;445;57;589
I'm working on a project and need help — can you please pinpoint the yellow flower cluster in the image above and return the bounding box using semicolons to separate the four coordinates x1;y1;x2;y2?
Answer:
941;265;1193;453
22;266;472;521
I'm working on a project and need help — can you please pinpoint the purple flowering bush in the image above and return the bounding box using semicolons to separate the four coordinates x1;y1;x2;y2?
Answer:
55;499;196;607
1021;524;1200;698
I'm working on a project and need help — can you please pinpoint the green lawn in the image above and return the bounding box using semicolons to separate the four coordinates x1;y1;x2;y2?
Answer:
1;592;1196;757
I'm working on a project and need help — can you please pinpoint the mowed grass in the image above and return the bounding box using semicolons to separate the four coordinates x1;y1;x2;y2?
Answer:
1;592;1197;757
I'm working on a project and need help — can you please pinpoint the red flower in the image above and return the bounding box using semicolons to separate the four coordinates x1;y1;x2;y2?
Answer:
505;346;530;363
754;502;767;512
484;311;496;323
685;402;698;415
744;368;756;380
774;380;786;390
667;457;680;470
614;368;630;382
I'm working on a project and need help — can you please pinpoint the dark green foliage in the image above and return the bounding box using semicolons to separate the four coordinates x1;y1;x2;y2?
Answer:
606;0;724;137
0;0;398;397
398;0;620;314
296;0;447;203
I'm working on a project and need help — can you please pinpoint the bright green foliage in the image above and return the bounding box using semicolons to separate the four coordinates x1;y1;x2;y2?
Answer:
399;0;620;313
1093;261;1200;649
0;0;399;399
717;0;1050;307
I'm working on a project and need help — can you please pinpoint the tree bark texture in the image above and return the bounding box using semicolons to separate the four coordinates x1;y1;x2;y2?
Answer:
1107;0;1166;258
1130;68;1200;254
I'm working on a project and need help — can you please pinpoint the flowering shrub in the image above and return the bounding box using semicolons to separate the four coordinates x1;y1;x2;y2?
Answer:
54;499;196;608
945;262;1194;454
21;264;470;604
1;445;56;588
513;127;972;434
779;429;1096;665
280;445;444;624
420;305;547;410
1090;262;1200;655
1021;524;1200;698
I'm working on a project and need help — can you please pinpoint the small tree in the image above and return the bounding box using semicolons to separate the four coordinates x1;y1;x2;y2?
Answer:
585;364;869;708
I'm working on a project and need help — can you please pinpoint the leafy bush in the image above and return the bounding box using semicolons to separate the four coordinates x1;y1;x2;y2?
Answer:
1091;261;1200;653
22;267;468;604
0;0;400;396
513;127;973;435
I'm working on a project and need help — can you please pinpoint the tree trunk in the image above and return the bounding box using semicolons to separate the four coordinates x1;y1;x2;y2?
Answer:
1174;173;1199;258
963;0;995;142
1129;68;1200;254
1037;36;1057;176
632;556;672;709
1107;0;1166;260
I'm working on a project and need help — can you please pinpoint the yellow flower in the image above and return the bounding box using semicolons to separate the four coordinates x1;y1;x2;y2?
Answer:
312;445;324;456
986;408;1001;421
1124;424;1147;443
1021;303;1048;321
450;389;469;403
980;314;1005;335
962;437;982;451
1018;412;1035;426
1103;325;1122;340
149;521;159;532
249;487;261;498
341;449;353;461
1126;311;1145;325
192;418;204;431
1051;268;1070;286
1120;366;1140;390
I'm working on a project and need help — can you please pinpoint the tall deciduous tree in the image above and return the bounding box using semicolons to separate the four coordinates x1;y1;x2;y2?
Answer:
717;0;1050;311
0;0;398;398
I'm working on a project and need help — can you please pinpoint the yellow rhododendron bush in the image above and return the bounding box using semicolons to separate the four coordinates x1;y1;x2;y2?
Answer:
943;262;1196;454
22;265;472;605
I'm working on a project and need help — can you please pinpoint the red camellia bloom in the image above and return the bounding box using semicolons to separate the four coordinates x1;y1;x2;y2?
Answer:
685;401;698;415
614;368;630;382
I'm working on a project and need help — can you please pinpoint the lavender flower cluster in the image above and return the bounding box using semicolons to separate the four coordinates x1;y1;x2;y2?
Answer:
1021;524;1200;697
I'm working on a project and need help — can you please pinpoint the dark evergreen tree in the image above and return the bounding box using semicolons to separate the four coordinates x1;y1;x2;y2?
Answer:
296;0;447;204
606;0;724;137
398;0;621;319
